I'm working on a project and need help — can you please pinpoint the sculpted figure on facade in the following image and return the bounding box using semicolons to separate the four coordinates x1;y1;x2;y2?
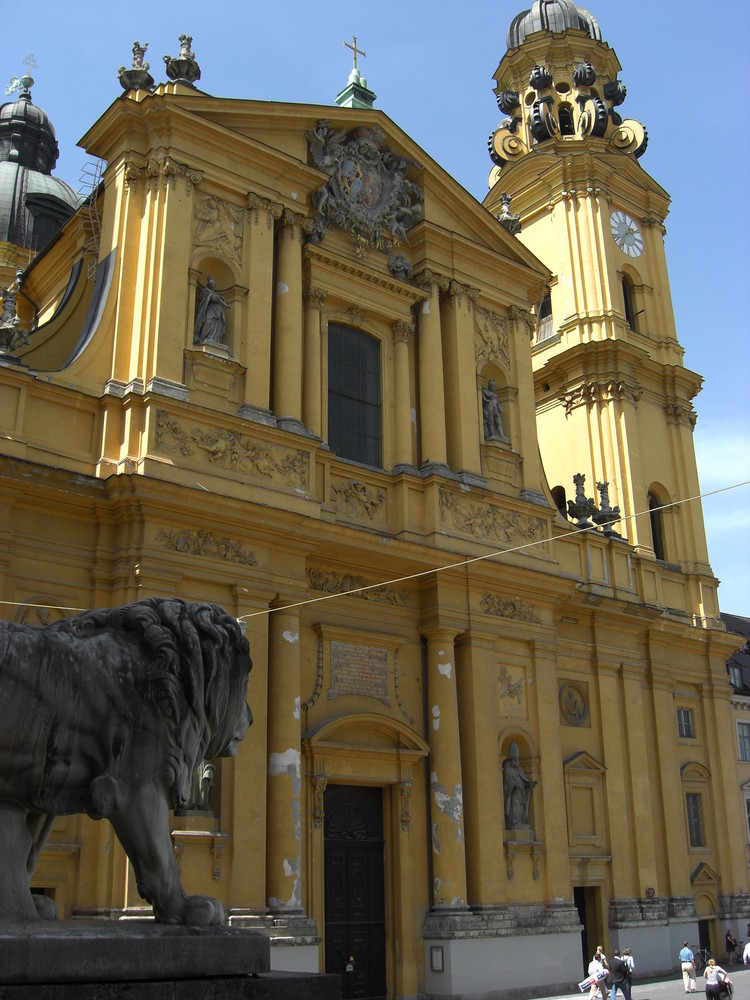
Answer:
503;742;536;829
194;276;229;346
482;378;508;441
0;598;252;924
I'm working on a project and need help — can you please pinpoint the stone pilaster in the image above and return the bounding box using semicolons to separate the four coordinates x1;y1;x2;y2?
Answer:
441;281;481;476
414;271;448;470
423;626;469;910
241;193;282;422
273;212;309;431
392;318;415;469
302;286;327;438
266;598;303;913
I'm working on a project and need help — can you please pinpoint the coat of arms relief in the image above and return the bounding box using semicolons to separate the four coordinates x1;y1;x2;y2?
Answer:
306;120;424;272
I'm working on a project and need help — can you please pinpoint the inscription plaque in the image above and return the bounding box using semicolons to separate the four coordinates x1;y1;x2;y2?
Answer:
329;640;391;705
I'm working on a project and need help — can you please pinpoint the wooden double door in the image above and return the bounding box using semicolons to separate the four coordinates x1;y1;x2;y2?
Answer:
324;785;386;1000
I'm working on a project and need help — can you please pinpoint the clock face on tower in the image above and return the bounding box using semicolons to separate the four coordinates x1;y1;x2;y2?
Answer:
610;210;644;257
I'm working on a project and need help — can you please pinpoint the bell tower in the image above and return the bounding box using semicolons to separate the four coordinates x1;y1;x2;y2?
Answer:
484;1;714;597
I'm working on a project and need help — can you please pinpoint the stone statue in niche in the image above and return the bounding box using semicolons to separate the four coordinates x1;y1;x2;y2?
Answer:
194;276;229;346
0;598;252;924
482;379;508;441
502;742;536;829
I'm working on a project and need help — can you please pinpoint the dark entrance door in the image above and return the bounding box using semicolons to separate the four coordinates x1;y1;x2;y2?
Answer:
324;785;386;1000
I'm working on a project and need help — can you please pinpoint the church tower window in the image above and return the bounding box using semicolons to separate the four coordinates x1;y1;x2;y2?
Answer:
558;102;575;135
648;490;666;561
328;323;382;468
621;275;637;330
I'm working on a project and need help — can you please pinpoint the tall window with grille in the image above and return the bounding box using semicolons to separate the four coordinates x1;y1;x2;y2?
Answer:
328;324;381;468
685;792;705;848
677;708;695;739
737;721;750;762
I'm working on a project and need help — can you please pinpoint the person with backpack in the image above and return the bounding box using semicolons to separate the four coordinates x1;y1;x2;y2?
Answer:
608;949;631;1000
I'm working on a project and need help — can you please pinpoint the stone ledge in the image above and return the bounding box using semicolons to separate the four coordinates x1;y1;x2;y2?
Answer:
0;971;341;999
0;922;269;984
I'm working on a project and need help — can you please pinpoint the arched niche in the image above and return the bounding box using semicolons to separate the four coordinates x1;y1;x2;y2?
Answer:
188;254;244;355
478;363;513;447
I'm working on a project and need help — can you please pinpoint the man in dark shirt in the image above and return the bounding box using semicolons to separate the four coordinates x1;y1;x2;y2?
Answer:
609;949;631;1000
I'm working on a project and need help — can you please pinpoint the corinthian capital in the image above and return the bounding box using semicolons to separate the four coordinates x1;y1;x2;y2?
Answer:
303;286;327;309
392;319;415;344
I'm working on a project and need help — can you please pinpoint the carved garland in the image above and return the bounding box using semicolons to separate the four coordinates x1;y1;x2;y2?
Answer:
480;592;541;623
155;410;309;488
306;567;409;607
439;488;546;545
157;528;256;566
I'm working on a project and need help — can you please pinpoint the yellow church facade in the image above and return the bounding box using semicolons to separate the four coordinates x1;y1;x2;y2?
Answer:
0;7;746;999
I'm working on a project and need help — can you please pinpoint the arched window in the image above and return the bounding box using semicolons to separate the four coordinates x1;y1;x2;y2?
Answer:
537;293;554;342
648;491;666;561
328;324;382;467
621;275;637;331
551;485;567;518
558;102;575;136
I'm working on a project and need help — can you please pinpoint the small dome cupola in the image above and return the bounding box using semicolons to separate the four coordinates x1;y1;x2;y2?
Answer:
0;73;80;252
507;1;602;48
0;75;59;174
488;1;648;183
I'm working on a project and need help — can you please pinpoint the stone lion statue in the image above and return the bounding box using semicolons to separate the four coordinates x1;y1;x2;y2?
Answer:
0;597;252;925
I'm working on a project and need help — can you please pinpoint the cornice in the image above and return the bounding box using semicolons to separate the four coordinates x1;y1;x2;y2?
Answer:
305;244;425;306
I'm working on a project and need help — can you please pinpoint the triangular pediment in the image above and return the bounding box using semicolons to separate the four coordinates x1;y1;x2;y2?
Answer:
690;862;720;885
83;88;547;282
563;750;606;772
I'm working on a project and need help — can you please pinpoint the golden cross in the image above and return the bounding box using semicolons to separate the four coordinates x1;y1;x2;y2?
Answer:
344;35;366;71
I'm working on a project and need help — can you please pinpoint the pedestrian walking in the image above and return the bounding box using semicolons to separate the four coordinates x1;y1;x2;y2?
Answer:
679;941;697;993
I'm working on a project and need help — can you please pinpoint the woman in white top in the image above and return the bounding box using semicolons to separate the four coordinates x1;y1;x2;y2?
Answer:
703;957;729;998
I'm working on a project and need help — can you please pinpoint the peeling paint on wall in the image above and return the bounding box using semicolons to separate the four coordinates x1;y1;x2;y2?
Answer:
422;299;430;314
432;822;441;856
432;705;440;731
269;850;301;910
276;282;289;295
282;629;298;644
268;748;301;797
293;695;300;720
431;771;463;826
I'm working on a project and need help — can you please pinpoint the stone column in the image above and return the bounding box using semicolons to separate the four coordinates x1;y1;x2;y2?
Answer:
302;286;326;438
414;272;449;471
441;282;481;477
240;194;282;423
273;212;306;432
266;598;303;913
392;318;415;470
423;626;469;910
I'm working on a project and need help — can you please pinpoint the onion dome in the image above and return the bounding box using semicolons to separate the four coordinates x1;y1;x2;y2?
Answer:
507;1;602;48
0;77;79;252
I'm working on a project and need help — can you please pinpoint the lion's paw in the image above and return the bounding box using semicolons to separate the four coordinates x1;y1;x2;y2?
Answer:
32;894;59;920
182;894;224;926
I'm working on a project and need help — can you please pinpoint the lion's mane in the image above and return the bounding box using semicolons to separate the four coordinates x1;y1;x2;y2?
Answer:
0;598;252;817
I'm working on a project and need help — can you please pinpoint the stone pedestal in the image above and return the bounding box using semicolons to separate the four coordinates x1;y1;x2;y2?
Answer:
0;922;340;1000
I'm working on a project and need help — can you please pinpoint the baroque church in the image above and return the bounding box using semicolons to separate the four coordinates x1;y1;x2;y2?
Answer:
0;4;746;998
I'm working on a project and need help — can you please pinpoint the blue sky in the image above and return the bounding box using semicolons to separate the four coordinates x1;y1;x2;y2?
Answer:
4;0;749;614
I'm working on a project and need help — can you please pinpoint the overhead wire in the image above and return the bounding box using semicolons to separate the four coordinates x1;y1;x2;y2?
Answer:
0;479;745;622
